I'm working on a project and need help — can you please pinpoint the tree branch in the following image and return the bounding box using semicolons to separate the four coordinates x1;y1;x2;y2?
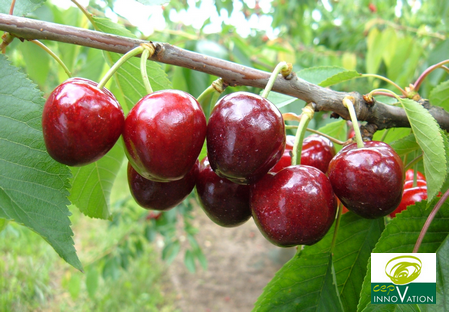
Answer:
1;13;449;133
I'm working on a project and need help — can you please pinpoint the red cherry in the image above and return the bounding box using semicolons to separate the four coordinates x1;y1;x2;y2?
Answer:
251;165;337;247
207;91;285;185
146;211;162;220
403;179;427;189
270;134;335;174
42;77;124;166
368;3;377;13
328;141;404;219
127;162;196;211
390;186;428;218
300;135;336;174
347;128;355;139
123;90;206;182
405;169;426;182
195;157;251;227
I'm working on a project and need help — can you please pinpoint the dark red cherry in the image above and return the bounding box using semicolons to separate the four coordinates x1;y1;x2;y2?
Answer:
251;165;337;247
42;77;124;166
207;91;285;185
123;90;206;182
195;157;251;227
328;141;404;219
390;186;428;218
300;134;336;174
127;162;196;211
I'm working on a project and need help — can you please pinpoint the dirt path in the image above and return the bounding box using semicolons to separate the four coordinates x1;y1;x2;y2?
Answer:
166;208;296;312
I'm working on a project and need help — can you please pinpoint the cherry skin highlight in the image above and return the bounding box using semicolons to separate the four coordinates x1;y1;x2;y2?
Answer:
251;165;337;247
207;91;285;185
328;141;404;219
405;169;426;181
42;77;124;166
195;157;251;227
127;162;197;211
123;90;206;182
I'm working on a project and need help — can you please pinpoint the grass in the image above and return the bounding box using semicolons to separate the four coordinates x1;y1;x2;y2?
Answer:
0;163;180;312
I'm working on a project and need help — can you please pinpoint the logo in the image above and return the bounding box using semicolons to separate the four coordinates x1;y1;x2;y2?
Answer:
371;253;436;304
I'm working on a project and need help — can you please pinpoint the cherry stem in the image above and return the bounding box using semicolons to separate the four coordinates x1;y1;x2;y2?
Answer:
140;47;153;94
367;88;400;100
330;202;343;255
414;59;449;92
404;153;423;172
9;0;16;15
71;0;97;30
292;104;314;166
30;40;71;78
97;45;144;90
413;189;449;253
261;61;289;99
343;97;364;148
197;78;225;114
361;74;407;96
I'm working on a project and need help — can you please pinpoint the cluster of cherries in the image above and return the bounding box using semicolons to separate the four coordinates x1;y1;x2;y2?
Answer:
42;77;419;248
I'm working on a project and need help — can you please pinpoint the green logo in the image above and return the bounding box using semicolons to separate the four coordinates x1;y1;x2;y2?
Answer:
385;255;422;285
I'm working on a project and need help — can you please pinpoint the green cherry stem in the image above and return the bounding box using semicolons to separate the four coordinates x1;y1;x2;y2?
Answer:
30;40;72;78
366;88;401;100
292;103;315;166
140;47;153;94
404;153;423;172
197;78;225;115
284;125;345;146
343;97;364;148
330;201;343;254
97;45;144;90
261;61;290;99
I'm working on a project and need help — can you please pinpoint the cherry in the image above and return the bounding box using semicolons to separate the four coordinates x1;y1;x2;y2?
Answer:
405;169;426;182
42;77;124;166
123;90;206;182
270;134;335;174
127;162;197;211
328;141;404;219
300;134;336;174
207;91;285;185
195;157;251;227
390;186;428;218
251;165;337;247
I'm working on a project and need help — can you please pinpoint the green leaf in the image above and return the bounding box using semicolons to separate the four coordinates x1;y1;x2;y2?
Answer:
0;54;81;271
317;120;348;152
430;234;449;312
86;267;99;299
0;217;8;232
68;141;124;220
430;80;449;112
254;219;344;312
267;91;302;110
184;249;196;273
334;213;385;312
362;303;421;312
162;240;180;264
388;134;420;156
366;27;383;75
0;0;45;16
357;201;449;311
254;246;343;312
21;40;50;87
297;66;360;86
398;98;447;202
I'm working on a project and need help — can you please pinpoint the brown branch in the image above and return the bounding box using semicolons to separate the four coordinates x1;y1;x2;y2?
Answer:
1;13;449;133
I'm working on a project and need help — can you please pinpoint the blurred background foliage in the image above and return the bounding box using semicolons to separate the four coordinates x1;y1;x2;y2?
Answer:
1;0;448;310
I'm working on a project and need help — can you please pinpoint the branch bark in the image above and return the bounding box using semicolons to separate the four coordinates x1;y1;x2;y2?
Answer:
1;13;449;134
